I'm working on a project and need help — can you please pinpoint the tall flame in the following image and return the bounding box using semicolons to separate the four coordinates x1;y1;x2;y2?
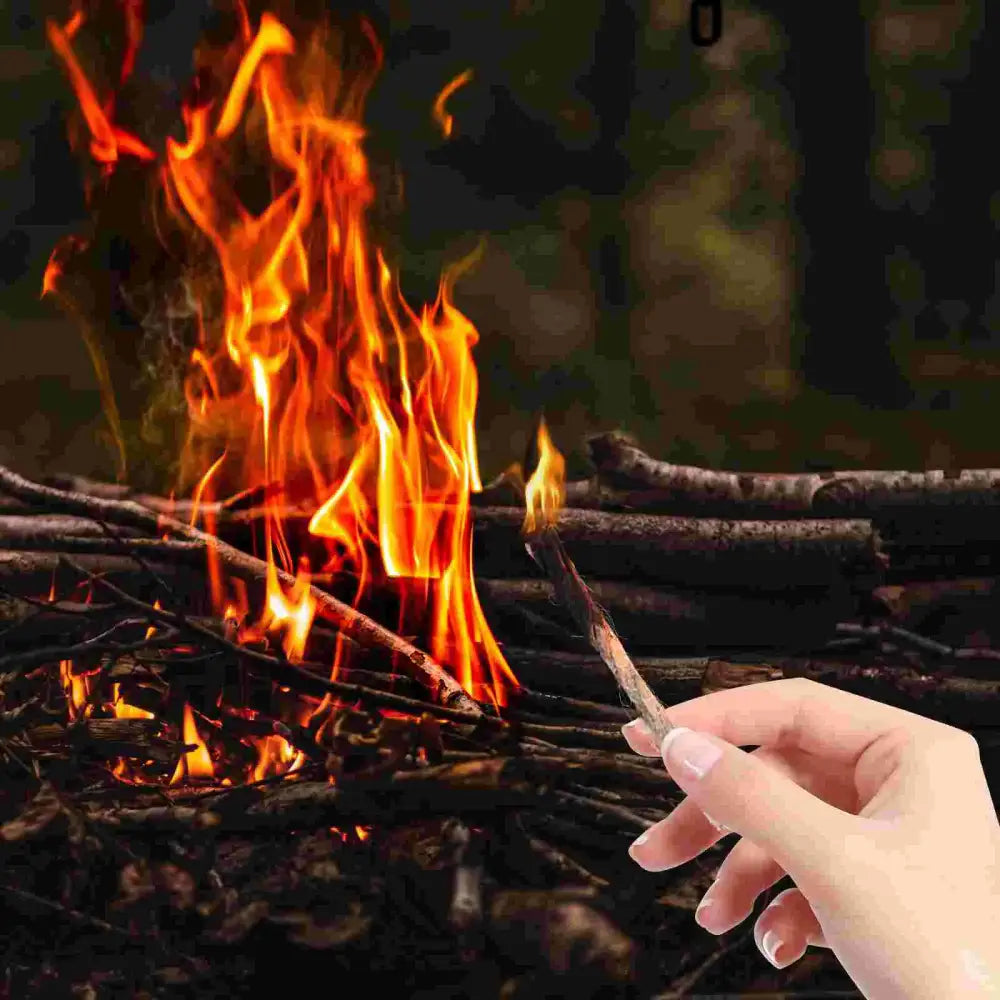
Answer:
46;5;518;709
170;704;215;784
523;418;566;534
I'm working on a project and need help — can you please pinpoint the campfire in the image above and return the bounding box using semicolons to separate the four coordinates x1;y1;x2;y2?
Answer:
4;4;1000;998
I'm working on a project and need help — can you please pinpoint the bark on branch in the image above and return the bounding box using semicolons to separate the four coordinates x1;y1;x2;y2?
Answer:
472;505;882;587
587;431;1000;517
477;577;858;651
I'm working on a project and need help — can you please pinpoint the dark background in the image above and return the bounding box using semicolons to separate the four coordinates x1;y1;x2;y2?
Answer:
1;0;998;488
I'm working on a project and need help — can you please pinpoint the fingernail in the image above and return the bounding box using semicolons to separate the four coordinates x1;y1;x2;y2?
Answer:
694;892;716;929
761;929;784;968
661;727;724;780
626;828;650;864
758;928;802;969
703;811;729;833
627;828;679;871
621;719;647;737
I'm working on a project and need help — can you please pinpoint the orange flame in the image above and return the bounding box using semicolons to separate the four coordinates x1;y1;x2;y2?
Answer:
45;10;154;167
143;598;162;641
46;7;518;722
111;682;154;720
432;69;473;138
251;733;304;782
264;558;316;661
170;704;215;784
60;660;91;719
523;418;566;534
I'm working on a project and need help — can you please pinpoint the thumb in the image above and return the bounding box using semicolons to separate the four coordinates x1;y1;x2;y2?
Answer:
660;727;857;880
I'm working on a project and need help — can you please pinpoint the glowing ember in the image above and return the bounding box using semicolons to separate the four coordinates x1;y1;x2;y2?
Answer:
45;3;517;719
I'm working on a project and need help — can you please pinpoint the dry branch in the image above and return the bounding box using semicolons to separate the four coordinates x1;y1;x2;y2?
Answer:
500;647;1000;729
478;577;858;650
515;821;610;890
473;506;882;587
502;647;712;702
588;431;1000;516
23;717;187;762
0;551;206;602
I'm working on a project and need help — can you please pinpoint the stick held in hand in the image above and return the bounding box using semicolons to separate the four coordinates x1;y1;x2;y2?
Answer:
524;525;674;746
519;417;674;743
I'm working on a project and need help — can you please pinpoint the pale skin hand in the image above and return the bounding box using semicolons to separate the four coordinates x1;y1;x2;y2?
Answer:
621;677;1000;1000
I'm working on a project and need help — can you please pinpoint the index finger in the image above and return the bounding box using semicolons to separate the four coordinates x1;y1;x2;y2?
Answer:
658;677;948;764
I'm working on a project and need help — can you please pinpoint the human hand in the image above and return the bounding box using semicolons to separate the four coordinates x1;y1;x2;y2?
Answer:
621;677;1000;1000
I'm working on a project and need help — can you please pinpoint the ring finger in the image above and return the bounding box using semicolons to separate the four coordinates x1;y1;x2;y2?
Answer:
753;887;829;969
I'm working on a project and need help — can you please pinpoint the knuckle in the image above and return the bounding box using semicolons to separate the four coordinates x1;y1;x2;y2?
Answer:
935;726;980;757
783;676;819;695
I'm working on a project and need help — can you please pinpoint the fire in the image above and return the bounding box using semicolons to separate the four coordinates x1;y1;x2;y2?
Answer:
44;8;153;168
144;599;162;641
170;704;215;784
60;659;91;719
251;733;305;783
44;3;518;715
523;418;566;534
160;9;516;705
111;683;154;720
432;69;473;138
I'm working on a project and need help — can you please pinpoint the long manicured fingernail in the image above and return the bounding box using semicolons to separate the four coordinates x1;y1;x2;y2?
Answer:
661;727;724;780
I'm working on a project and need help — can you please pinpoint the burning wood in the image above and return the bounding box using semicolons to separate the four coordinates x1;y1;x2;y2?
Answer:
521;421;674;746
0;463;481;715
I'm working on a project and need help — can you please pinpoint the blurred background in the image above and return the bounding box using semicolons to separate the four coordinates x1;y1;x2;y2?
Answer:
1;0;998;488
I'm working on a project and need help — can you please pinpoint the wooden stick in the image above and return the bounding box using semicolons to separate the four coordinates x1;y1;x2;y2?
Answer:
588;431;1000;516
473;505;882;587
524;525;674;746
477;576;858;650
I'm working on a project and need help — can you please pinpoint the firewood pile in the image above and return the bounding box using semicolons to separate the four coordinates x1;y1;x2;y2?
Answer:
3;430;1000;998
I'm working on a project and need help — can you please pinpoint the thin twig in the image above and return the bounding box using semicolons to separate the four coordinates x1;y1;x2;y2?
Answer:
525;525;674;745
